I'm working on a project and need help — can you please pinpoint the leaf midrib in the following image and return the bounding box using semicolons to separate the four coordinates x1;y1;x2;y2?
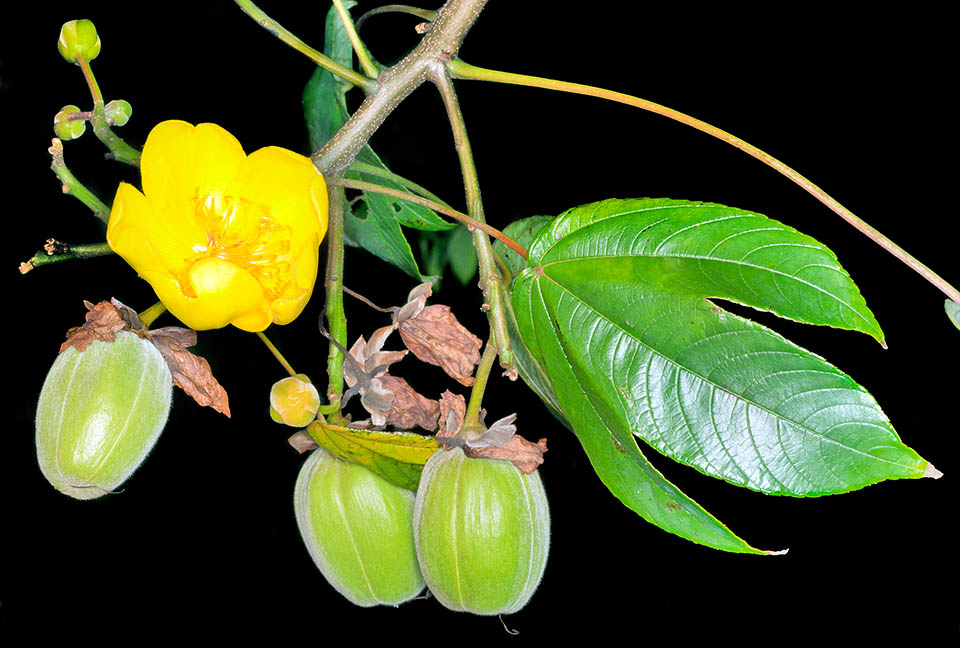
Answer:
532;273;906;471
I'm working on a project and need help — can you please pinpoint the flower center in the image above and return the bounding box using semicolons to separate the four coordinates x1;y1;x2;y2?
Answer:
184;191;294;300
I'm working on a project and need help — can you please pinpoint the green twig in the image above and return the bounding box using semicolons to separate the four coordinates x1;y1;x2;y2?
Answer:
235;0;376;92
19;240;113;274
48;138;111;222
446;58;960;307
325;176;527;259
430;69;515;375
256;331;297;377
332;0;379;78
463;339;498;432
323;186;348;419
356;5;438;30
77;55;141;166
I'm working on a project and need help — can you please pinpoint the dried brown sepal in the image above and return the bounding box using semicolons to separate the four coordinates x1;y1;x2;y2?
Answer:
378;375;440;431
60;299;132;352
436;390;466;445
288;430;318;454
464;436;548;474
399;304;482;386
59;299;230;417
150;330;231;418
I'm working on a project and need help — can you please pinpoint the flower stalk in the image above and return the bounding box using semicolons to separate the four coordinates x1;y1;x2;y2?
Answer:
257;331;298;377
19;240;113;274
48;138;110;222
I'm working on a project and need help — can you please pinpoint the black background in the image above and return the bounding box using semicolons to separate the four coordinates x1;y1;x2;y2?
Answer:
2;1;956;640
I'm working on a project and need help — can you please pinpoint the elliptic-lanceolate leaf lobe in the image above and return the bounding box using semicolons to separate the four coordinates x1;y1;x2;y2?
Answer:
512;199;931;545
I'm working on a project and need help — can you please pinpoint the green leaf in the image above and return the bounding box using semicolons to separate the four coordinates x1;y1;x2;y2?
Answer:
307;421;439;491
512;198;933;550
946;299;960;332
302;1;446;281
447;225;478;285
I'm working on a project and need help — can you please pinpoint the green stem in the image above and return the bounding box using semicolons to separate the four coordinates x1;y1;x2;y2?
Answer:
19;240;113;274
463;339;498;431
323;186;348;418
256;331;297;377
48;138;111;222
332;0;379;78
348;161;452;207
138;301;167;328
447;58;960;307
234;0;376;92
430;69;515;374
325;176;527;259
77;55;141;166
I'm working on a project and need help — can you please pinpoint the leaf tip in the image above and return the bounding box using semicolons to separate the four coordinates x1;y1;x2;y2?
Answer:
764;548;790;556
923;463;943;479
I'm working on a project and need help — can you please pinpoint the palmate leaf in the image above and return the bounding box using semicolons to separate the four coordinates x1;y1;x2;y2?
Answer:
511;198;934;552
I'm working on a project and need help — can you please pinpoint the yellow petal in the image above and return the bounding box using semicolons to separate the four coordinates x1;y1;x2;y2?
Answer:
142;258;264;331
229;146;328;242
140;121;247;245
107;182;190;274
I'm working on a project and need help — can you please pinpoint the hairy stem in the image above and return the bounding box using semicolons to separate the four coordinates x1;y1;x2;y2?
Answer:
313;0;490;176
447;58;960;306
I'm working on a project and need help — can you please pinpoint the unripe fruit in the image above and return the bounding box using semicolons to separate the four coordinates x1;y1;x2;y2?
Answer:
294;449;425;607
36;331;173;499
54;105;86;140
413;447;550;615
58;19;101;64
269;374;320;428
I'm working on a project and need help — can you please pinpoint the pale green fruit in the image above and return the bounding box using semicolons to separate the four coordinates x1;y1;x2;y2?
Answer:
413;447;550;615
294;449;425;607
36;330;173;500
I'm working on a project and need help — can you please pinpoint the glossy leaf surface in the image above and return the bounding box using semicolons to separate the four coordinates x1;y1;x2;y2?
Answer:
512;198;932;550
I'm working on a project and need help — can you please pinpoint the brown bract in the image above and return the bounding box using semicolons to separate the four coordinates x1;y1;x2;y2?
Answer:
433;391;546;474
379;375;440;431
60;299;231;417
395;283;482;386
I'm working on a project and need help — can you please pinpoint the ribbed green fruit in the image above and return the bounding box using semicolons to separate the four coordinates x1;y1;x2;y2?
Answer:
413;447;550;615
36;331;173;500
294;449;426;607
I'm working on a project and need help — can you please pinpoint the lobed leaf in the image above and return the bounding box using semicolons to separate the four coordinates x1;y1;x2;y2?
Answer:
511;198;933;550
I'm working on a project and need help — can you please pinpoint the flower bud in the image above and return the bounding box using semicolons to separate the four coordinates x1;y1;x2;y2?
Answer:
58;19;101;64
413;447;550;615
54;105;86;140
104;99;132;126
269;374;320;427
36;330;173;499
294;449;425;607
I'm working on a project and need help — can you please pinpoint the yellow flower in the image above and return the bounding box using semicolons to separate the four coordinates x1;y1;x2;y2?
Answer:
107;120;328;332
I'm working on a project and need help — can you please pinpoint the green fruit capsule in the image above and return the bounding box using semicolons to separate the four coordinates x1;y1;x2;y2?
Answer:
413;447;550;615
294;449;425;607
35;331;172;500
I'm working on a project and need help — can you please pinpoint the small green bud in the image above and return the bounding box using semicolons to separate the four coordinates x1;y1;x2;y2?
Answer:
58;19;101;64
269;374;320;427
53;105;86;140
36;330;173;499
104;99;132;126
295;449;426;607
